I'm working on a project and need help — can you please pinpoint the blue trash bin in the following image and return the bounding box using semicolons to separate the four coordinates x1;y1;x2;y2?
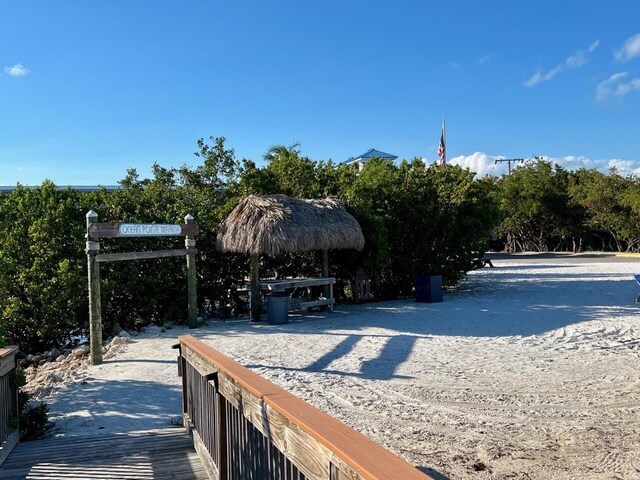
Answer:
267;292;289;325
415;275;443;303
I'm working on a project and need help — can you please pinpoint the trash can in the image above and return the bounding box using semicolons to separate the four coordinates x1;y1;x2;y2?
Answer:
415;275;443;303
267;292;289;325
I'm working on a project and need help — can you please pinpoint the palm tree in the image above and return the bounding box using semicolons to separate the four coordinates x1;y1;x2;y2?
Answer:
263;142;301;162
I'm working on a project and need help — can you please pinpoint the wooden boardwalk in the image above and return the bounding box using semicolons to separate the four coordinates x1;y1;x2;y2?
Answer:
0;427;208;480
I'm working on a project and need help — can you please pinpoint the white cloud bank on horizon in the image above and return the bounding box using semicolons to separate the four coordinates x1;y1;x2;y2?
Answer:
4;64;30;77
523;40;599;87
448;152;640;178
615;33;640;62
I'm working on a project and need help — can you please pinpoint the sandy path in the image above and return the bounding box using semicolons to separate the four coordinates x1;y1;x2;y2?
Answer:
45;260;640;479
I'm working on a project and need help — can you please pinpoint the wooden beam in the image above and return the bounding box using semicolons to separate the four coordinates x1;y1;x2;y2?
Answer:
322;249;330;310
86;211;102;366
249;253;261;322
96;249;197;263
88;222;199;239
185;215;198;329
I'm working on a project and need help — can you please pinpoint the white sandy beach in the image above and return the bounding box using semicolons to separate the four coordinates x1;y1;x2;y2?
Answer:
42;258;640;479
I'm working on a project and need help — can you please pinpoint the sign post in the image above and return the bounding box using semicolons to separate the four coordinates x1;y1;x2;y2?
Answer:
85;212;199;365
185;214;198;328
86;211;103;366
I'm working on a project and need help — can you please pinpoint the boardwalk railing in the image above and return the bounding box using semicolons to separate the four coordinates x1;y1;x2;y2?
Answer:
0;346;19;466
177;335;432;480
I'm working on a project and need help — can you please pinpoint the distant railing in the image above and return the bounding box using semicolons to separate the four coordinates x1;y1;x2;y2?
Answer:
0;346;19;466
177;335;432;480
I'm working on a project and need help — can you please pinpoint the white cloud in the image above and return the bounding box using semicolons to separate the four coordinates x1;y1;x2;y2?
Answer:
450;152;510;177
523;40;599;87
596;72;640;100
615;33;640;62
614;77;640;96
477;54;492;65
450;152;640;178
523;65;563;87
4;64;30;77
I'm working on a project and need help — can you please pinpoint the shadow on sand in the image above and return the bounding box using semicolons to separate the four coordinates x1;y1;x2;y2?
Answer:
46;378;182;436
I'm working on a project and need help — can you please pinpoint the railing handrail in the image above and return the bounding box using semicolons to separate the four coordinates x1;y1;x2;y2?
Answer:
179;334;432;480
0;345;20;466
0;346;19;361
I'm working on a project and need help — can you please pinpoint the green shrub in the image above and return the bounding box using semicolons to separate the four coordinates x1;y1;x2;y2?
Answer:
10;368;50;440
20;402;50;441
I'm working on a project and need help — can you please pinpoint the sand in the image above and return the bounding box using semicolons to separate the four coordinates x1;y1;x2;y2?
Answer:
43;258;640;479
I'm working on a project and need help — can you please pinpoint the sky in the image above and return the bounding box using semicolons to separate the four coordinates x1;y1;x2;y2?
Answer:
1;1;639;185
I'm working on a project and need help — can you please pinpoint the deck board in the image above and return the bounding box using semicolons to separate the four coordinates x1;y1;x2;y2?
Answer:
0;427;208;480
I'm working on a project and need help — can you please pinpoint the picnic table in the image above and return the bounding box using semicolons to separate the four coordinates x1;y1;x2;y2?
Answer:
248;277;336;312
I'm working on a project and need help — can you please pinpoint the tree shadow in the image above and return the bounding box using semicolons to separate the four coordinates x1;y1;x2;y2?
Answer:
188;266;640;383
46;378;182;436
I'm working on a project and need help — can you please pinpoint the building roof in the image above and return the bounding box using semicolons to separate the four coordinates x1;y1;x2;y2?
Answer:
344;148;398;164
0;185;122;193
216;194;365;255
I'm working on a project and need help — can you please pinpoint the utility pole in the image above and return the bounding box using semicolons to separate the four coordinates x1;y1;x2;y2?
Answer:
494;158;525;175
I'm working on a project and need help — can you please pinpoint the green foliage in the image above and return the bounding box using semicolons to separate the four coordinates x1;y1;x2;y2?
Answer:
0;136;501;350
342;158;499;292
20;402;50;441
0;324;5;347
10;367;27;388
8;371;51;440
497;161;580;252
0;183;89;352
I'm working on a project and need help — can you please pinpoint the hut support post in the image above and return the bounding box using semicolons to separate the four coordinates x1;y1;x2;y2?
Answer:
250;253;261;322
185;214;198;328
86;210;103;366
322;249;332;311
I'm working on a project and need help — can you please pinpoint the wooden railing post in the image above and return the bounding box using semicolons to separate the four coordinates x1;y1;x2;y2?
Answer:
86;210;103;366
0;346;19;466
216;386;228;480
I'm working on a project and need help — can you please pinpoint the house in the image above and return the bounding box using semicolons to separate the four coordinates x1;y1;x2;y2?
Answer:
344;148;398;171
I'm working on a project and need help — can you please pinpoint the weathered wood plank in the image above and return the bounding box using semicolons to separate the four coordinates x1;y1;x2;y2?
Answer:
288;298;335;311
88;223;199;239
257;277;336;291
0;430;19;466
0;428;208;480
0;347;18;377
96;249;197;263
191;428;219;480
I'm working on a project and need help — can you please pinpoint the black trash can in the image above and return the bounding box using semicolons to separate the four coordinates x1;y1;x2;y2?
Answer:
267;292;290;325
415;275;443;303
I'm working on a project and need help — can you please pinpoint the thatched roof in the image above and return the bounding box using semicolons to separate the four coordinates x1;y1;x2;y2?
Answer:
216;195;365;255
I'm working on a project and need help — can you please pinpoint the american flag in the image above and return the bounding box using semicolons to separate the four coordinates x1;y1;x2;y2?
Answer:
438;118;446;165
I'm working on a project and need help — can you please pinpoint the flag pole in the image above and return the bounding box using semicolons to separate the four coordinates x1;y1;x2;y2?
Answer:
443;116;446;164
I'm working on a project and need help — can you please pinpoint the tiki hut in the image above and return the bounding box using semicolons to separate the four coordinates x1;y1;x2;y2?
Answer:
216;194;365;320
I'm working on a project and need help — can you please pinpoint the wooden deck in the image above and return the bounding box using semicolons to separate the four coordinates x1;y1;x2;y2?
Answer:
0;427;208;480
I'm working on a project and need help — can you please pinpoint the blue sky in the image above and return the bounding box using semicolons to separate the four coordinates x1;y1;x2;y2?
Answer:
1;1;639;184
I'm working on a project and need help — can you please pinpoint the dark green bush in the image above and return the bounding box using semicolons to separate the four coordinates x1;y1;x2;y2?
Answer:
0;137;500;351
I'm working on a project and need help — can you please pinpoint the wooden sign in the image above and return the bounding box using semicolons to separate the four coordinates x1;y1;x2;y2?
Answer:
88;222;199;239
118;223;182;237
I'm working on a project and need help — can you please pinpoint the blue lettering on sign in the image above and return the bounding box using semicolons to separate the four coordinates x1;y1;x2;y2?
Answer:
118;224;182;237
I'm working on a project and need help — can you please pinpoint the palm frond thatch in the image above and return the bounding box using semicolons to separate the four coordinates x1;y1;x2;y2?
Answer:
216;194;365;255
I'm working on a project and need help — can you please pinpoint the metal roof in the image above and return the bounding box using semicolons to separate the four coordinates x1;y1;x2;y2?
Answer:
345;148;398;164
